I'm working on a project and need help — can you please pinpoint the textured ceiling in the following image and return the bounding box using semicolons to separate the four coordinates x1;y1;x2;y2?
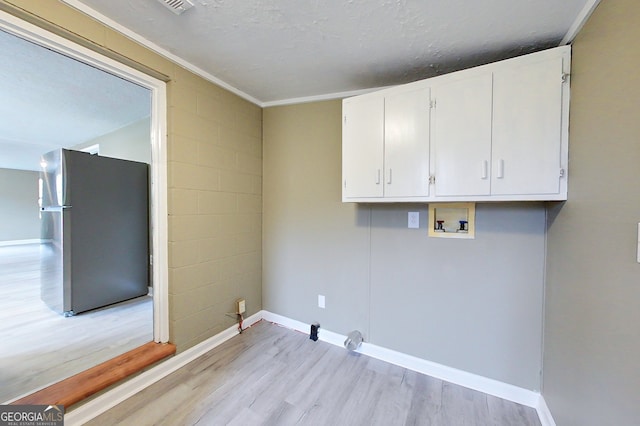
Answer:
0;29;150;171
68;0;594;104
1;0;598;171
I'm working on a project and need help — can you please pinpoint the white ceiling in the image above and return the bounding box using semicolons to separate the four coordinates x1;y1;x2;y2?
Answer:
1;0;599;171
0;29;150;171
66;0;598;105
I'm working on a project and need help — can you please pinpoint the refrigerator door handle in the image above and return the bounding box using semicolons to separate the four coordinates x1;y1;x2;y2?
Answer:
60;150;69;206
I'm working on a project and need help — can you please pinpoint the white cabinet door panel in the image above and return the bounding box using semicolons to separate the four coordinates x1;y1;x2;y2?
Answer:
492;57;564;195
384;87;431;197
433;74;493;196
342;95;384;199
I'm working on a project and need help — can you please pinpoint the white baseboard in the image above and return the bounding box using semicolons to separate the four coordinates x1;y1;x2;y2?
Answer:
0;239;42;247
65;309;556;426
261;311;347;347
261;311;555;426
64;311;263;426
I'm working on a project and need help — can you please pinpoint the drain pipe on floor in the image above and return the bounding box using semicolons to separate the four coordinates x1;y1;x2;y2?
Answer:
344;330;363;351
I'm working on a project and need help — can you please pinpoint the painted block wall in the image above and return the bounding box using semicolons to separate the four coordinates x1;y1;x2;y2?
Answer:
543;0;640;423
1;0;263;351
167;65;262;350
263;100;546;390
0;168;39;242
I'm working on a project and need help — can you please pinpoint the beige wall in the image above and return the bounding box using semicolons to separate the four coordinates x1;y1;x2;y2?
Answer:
167;65;262;350
544;0;640;424
0;168;39;242
263;100;371;336
264;100;547;390
1;0;262;351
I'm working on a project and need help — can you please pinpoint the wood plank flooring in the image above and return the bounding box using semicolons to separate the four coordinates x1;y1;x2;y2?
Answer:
0;244;153;403
85;321;541;426
12;341;175;407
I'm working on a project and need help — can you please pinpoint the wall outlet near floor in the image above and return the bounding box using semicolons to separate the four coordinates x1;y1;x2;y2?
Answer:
318;294;325;309
236;298;246;314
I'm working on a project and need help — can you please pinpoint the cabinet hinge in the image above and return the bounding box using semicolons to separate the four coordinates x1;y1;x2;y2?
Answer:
559;168;565;177
344;179;347;188
561;73;570;83
430;100;436;109
429;175;435;184
343;115;347;124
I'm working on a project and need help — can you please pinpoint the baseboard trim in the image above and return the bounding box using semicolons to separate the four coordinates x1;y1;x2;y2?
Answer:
64;310;556;426
261;311;555;426
0;239;42;247
261;311;537;404
261;311;347;346
64;311;262;425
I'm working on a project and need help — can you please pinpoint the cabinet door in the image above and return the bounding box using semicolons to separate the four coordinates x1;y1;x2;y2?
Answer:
432;74;493;196
342;95;384;199
384;87;431;198
492;56;564;195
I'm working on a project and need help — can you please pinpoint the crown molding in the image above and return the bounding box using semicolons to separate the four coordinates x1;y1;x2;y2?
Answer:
560;0;601;45
60;0;263;106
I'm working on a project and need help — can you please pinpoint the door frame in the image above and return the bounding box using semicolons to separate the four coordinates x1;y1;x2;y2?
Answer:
0;10;169;343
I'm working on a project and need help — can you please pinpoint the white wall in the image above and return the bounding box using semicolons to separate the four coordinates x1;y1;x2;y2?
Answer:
73;117;151;164
0;168;40;242
263;100;546;391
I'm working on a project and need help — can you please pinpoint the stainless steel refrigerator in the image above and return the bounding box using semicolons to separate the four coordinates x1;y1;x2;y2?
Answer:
40;149;150;316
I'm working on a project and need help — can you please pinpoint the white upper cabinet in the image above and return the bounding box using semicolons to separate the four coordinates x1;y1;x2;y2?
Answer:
342;45;570;203
342;93;384;199
491;55;565;196
384;87;431;198
432;73;493;197
342;87;431;201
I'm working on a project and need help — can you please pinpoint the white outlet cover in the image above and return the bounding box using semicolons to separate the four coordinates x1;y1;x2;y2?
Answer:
318;295;325;309
408;212;419;229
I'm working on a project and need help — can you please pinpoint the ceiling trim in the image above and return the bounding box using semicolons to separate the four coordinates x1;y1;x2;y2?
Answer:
261;86;394;108
560;0;601;45
60;0;263;106
58;0;397;108
58;0;596;107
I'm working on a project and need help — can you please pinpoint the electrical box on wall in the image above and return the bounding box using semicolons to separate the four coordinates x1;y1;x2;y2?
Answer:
428;202;476;239
236;299;246;314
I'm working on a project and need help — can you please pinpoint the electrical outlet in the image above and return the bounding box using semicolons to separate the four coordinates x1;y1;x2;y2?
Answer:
408;212;419;229
236;298;246;314
318;294;325;309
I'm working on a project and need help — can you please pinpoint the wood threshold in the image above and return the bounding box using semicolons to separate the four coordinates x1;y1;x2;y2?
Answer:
11;341;176;408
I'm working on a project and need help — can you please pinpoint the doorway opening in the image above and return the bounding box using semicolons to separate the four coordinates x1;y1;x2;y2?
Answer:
0;9;168;402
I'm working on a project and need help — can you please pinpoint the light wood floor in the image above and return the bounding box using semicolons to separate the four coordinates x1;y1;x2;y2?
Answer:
86;321;541;426
0;244;153;403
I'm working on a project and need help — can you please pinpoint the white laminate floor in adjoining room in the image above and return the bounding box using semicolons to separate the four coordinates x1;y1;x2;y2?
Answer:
0;243;153;403
85;320;541;426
